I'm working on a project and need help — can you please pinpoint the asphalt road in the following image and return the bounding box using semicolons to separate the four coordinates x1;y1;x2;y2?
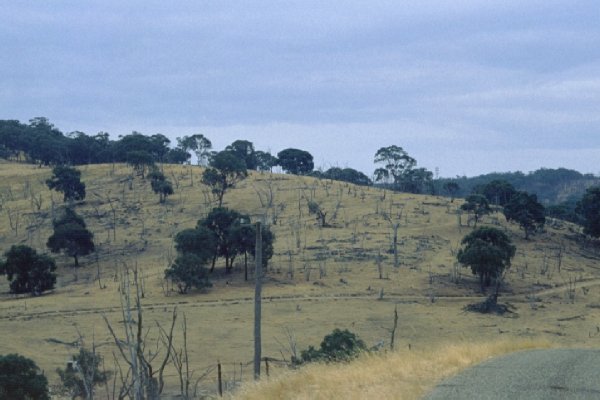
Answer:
424;349;600;400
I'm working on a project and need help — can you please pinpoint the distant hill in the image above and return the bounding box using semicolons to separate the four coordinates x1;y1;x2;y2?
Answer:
438;168;600;205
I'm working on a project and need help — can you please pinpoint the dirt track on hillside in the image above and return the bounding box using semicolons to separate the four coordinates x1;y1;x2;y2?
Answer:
3;277;600;322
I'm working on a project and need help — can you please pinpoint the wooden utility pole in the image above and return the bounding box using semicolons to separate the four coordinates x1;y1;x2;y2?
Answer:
217;361;223;397
254;222;262;380
393;223;399;268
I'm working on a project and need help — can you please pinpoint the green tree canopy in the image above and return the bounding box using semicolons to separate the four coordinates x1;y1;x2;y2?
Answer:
229;223;275;280
457;227;516;290
0;354;49;400
545;197;581;224
168;211;275;290
113;132;170;163
0;245;56;296
255;150;278;172
277;148;314;175
47;208;95;267
200;207;248;272
28;117;68;166
576;186;600;238
176;134;212;165
503;191;545;239
402;167;434;194
165;254;213;294
317;167;372;186
165;147;190;164
201;151;248;206
225;139;258;170
443;181;460;202
461;194;491;227
166;226;217;293
373;145;416;187
248;224;275;269
148;167;174;203
46;165;86;203
229;224;256;281
174;226;217;260
477;179;517;206
126;150;155;178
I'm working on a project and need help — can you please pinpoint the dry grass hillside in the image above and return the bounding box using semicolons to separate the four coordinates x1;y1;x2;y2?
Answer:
0;161;598;399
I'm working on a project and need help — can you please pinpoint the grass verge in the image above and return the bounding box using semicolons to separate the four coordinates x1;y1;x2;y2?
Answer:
230;339;553;400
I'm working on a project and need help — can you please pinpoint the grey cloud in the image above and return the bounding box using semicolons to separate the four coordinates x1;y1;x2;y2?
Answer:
1;1;600;176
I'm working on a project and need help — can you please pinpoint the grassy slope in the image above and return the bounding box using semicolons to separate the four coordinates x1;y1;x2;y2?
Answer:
0;162;598;398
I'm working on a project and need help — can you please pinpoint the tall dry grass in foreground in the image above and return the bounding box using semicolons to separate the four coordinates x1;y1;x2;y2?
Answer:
231;340;553;400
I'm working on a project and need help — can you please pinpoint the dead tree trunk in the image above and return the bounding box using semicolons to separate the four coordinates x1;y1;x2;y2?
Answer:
103;265;176;400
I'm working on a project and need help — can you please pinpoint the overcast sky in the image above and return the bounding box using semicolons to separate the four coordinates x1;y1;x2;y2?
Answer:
2;1;600;177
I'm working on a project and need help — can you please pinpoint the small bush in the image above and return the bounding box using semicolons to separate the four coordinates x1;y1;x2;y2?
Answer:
295;328;367;364
57;348;110;399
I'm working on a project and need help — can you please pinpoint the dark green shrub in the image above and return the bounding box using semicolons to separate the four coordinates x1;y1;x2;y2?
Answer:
165;254;212;294
0;354;49;400
296;328;367;364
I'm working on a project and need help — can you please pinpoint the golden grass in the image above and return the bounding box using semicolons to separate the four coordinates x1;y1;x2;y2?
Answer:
0;161;596;397
231;339;554;400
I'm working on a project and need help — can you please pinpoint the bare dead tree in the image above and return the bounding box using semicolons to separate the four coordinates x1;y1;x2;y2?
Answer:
274;327;298;364
103;266;176;400
307;200;328;228
555;241;565;273
201;188;213;208
138;211;148;242
22;180;31;200
381;208;402;268
30;192;43;211
79;331;100;400
6;206;20;236
95;251;105;290
3;186;14;201
160;311;193;399
106;194;118;242
170;170;181;190
375;250;384;279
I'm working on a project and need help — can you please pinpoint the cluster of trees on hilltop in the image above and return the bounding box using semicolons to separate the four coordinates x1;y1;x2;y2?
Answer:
0;118;173;166
311;167;372;186
4;118;600;205
0;118;373;188
372;145;435;194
